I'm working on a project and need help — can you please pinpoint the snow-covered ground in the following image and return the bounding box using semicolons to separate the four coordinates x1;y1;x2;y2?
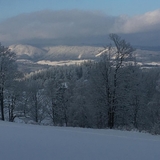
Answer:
37;59;89;66
0;121;160;160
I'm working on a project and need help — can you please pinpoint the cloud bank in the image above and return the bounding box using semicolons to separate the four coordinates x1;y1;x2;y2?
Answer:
0;9;160;47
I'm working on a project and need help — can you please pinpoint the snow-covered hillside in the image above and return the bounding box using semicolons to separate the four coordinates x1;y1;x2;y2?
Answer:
0;121;160;160
9;44;160;62
8;44;160;73
9;44;47;59
9;44;102;61
44;45;102;60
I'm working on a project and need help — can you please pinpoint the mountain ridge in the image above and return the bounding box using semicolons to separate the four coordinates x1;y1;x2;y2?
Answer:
9;44;160;73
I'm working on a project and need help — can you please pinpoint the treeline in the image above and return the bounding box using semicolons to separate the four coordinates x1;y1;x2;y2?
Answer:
0;35;160;134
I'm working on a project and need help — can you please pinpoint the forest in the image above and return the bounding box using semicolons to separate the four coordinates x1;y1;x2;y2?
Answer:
0;34;160;134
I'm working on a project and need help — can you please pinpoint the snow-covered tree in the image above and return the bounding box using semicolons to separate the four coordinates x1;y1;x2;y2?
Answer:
0;44;18;120
26;78;46;123
92;34;135;129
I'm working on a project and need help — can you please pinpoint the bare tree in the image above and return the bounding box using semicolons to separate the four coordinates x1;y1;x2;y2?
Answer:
26;79;46;123
0;44;17;121
96;34;135;128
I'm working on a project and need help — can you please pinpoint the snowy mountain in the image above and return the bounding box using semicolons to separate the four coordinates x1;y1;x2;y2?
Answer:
0;121;160;160
9;44;102;61
9;44;47;60
43;45;102;60
9;44;160;72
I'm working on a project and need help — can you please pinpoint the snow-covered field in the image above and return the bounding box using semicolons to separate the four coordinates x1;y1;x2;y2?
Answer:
0;121;160;160
37;59;89;66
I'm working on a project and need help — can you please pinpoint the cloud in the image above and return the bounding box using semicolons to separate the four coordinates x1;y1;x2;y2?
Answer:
119;9;160;33
0;9;160;47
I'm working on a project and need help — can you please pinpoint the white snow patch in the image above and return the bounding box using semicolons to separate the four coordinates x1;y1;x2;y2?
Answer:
95;48;109;57
37;60;89;66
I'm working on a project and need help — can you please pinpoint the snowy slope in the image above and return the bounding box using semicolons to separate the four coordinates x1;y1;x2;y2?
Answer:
44;46;102;60
9;44;47;59
0;121;160;160
8;44;160;72
9;44;160;62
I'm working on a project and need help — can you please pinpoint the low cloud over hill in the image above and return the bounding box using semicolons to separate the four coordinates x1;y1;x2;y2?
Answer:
1;10;160;47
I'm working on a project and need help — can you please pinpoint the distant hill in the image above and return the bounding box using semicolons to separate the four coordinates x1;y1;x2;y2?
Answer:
135;46;160;51
9;44;160;73
9;44;47;61
9;44;102;61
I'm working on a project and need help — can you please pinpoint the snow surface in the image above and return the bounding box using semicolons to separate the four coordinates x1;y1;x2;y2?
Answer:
0;121;160;160
37;60;90;66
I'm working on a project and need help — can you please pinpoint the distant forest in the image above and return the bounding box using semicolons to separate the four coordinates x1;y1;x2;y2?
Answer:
0;34;160;134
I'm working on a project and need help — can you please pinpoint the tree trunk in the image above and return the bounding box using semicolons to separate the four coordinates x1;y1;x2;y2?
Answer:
0;88;4;121
108;109;114;129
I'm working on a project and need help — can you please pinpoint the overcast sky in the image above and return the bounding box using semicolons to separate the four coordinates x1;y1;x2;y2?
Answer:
0;0;160;47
